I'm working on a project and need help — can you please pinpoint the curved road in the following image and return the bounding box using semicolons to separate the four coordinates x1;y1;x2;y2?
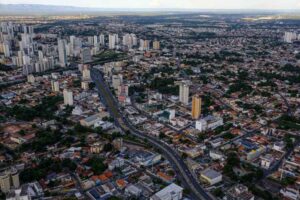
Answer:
91;68;213;200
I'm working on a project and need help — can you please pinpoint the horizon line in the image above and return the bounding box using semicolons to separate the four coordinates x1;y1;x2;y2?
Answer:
1;3;300;12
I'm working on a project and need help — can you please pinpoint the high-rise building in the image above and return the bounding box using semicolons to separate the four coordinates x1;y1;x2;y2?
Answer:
112;74;123;90
99;34;105;46
192;94;202;119
122;33;137;49
283;32;298;43
0;168;19;193
0;172;11;193
153;40;160;50
23;25;34;34
51;80;60;92
20;33;32;48
123;34;132;48
109;34;118;49
82;66;91;80
3;42;10;57
87;36;94;46
118;84;129;97
139;39;150;51
10;168;20;189
22;65;34;75
22;55;31;66
17;51;25;67
81;47;92;64
63;89;73;106
93;35;99;47
38;50;44;61
27;74;35;83
81;81;89;90
178;81;190;105
58;39;67;67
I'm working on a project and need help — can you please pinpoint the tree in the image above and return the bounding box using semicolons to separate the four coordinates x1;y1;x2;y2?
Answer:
223;152;240;180
18;130;26;136
281;176;297;186
181;153;188;159
74;123;91;133
227;152;240;166
87;157;107;174
107;197;121;200
103;143;114;152
72;79;81;87
213;188;223;197
61;159;77;171
159;132;166;139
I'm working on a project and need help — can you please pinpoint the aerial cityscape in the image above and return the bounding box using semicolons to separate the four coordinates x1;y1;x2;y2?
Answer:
0;1;300;200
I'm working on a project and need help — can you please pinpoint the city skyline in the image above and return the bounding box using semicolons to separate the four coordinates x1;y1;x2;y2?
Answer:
1;0;300;10
1;2;300;200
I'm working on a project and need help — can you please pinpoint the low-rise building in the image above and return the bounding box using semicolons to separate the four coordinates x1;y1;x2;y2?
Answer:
200;168;222;185
195;115;223;132
223;184;254;200
150;183;183;200
280;186;299;200
80;114;102;127
260;154;274;169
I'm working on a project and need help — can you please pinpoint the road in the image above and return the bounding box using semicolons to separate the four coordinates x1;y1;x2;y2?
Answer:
130;95;191;134
91;68;214;200
278;93;293;117
263;139;300;178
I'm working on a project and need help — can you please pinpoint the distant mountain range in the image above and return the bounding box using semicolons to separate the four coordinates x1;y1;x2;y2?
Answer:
0;4;100;15
0;4;300;16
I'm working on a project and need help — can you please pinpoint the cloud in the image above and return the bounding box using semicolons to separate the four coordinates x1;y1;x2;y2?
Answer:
2;0;300;9
149;0;162;7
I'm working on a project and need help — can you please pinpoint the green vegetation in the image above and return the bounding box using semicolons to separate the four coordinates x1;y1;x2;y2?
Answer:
249;185;274;200
6;105;36;121
212;188;223;197
214;123;233;135
0;115;6;123
20;129;62;152
201;95;215;115
0;191;5;199
5;95;63;121
149;77;179;95
72;79;81;87
236;101;263;114
107;197;122;200
283;134;297;150
281;176;297;186
91;50;127;65
0;63;13;71
223;152;265;186
282;63;300;73
223;152;240;180
129;85;146;96
87;156;107;174
222;132;235;140
103;143;114;152
159;132;166;139
149;66;176;75
197;133;206;142
227;82;252;95
258;71;300;84
20;158;76;183
73;123;93;134
189;32;217;39
278;115;300;131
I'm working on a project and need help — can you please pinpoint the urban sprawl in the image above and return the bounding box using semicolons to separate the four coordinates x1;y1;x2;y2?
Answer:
0;13;300;200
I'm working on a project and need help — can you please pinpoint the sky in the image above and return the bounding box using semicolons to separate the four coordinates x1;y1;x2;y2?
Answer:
1;0;300;10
